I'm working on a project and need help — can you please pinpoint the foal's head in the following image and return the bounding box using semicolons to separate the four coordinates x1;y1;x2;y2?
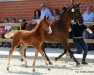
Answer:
40;16;51;33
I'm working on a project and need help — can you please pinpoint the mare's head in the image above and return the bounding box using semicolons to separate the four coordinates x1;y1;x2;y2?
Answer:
69;3;83;24
61;3;83;24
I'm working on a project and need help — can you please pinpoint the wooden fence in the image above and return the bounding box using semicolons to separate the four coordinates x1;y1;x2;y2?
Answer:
0;22;94;43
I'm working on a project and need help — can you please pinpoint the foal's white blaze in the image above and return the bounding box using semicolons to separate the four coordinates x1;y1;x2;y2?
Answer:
48;26;52;34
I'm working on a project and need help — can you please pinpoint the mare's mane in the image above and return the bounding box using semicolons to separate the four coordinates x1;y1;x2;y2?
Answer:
60;4;79;18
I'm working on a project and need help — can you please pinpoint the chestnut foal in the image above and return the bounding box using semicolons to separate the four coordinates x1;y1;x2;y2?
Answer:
7;16;51;71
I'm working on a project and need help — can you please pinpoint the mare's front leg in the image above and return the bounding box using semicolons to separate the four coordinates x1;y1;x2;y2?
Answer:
55;40;80;66
41;43;52;65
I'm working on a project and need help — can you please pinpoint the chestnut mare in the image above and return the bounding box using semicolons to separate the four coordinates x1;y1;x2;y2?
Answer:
21;3;84;66
7;16;51;71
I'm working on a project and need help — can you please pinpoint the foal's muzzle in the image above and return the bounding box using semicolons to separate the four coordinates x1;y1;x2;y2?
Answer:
47;26;52;34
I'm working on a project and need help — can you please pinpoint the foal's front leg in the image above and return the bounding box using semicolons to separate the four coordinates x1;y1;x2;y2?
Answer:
32;47;50;72
38;48;50;71
41;43;52;65
32;50;39;72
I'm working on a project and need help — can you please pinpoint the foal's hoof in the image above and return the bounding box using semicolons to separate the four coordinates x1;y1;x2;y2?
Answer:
25;65;28;68
21;59;24;62
33;69;35;72
76;62;80;66
54;58;58;61
48;68;50;71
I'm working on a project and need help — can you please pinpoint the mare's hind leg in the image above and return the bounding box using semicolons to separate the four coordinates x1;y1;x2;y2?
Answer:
42;43;52;65
55;40;80;66
19;44;28;67
55;43;67;61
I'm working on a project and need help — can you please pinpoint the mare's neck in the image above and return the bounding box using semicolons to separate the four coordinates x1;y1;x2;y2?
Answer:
60;11;72;33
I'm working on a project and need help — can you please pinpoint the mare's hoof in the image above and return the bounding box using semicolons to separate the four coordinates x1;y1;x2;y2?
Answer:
54;58;58;61
76;62;80;66
70;55;72;58
48;68;50;71
33;69;35;72
49;62;53;65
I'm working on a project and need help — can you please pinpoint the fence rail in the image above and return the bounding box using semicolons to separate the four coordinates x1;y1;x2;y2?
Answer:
0;23;21;26
0;22;94;44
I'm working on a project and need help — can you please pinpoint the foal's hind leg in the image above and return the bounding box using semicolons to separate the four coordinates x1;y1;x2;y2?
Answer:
7;36;20;70
42;43;52;65
19;44;28;67
19;43;27;62
7;46;16;70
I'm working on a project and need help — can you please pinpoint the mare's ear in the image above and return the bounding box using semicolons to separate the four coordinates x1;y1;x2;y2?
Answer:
62;7;67;12
76;3;80;7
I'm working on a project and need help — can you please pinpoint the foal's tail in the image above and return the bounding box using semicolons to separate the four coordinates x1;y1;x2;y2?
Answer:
4;30;18;38
11;31;21;48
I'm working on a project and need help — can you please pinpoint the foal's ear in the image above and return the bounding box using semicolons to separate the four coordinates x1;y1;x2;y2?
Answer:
44;16;49;22
44;16;46;20
46;16;49;20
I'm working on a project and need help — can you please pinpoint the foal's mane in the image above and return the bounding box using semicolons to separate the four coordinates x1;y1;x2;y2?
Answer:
30;19;44;33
